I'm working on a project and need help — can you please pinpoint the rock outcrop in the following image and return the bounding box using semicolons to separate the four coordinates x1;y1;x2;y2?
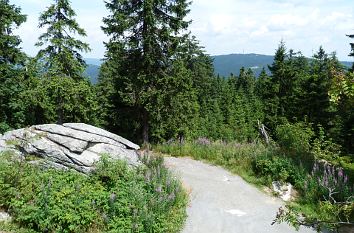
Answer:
0;123;140;173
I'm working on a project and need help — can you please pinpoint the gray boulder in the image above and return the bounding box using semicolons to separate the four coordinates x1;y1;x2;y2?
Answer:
0;123;140;174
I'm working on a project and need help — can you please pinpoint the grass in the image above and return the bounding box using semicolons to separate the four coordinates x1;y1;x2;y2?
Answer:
154;140;274;187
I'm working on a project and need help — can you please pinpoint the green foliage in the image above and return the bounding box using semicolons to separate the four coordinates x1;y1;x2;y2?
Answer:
311;126;342;162
194;74;264;142
149;60;200;141
275;122;314;155
0;153;187;233
0;0;27;133
0;73;30;133
0;222;37;233
101;0;205;143
253;155;304;185
347;33;354;71
0;0;26;67
17;75;100;125
35;0;91;79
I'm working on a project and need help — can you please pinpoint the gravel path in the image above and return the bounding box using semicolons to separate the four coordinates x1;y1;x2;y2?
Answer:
164;156;316;233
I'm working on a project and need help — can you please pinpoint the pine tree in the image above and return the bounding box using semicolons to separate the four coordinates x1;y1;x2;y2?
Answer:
237;67;256;95
265;42;309;127
255;68;269;98
0;0;27;132
305;47;332;126
264;41;288;128
35;0;90;79
347;33;354;71
102;0;195;143
0;0;26;69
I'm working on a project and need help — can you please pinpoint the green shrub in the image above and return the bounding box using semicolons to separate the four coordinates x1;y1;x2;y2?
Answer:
276;122;314;155
311;126;342;163
0;152;187;233
253;155;305;186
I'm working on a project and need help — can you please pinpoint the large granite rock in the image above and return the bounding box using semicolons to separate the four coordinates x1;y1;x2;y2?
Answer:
0;123;140;174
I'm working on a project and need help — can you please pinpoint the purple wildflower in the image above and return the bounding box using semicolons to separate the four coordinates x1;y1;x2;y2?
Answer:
196;137;211;145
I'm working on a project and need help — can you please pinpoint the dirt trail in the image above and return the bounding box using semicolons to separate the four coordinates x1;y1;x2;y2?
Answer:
164;156;316;233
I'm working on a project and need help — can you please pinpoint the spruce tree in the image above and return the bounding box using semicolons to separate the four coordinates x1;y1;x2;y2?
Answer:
0;0;27;132
347;33;354;71
237;67;256;95
102;0;195;143
265;41;288;128
0;0;26;69
305;48;345;140
255;68;270;98
35;0;90;79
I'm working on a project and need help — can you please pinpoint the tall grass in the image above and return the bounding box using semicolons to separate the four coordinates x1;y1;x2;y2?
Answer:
154;140;276;186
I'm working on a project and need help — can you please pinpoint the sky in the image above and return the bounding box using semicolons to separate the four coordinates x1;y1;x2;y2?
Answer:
11;0;354;61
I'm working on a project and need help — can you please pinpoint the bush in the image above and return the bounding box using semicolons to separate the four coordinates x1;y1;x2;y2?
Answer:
0;152;187;233
253;155;304;185
276;122;314;155
311;126;342;163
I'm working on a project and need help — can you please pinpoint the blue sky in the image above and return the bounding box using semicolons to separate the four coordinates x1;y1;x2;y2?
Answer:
12;0;354;61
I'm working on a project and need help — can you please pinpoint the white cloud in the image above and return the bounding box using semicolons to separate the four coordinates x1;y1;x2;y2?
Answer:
189;0;354;60
10;0;354;60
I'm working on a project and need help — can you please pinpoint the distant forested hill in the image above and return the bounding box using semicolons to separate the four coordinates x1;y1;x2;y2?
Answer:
212;53;274;77
84;55;353;83
212;53;353;77
84;64;100;84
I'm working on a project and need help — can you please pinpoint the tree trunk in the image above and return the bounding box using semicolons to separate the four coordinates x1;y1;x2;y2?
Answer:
258;120;269;144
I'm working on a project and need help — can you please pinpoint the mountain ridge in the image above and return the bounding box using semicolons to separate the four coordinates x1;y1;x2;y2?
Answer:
84;55;353;83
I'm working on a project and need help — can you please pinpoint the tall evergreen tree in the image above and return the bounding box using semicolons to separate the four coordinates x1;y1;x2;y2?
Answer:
0;0;27;132
265;42;308;127
347;33;354;71
0;0;26;69
264;41;288;128
35;0;90;79
305;47;334;126
101;0;196;143
237;67;256;95
255;68;269;98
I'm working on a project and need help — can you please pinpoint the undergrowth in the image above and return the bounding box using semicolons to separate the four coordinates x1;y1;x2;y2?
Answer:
0;151;187;233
